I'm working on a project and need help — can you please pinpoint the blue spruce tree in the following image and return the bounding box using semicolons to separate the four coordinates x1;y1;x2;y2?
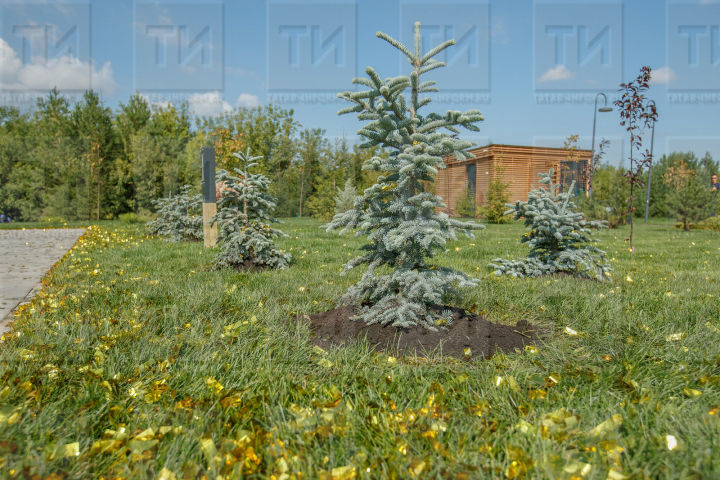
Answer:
146;185;203;242
213;149;291;270
489;169;611;280
326;22;485;329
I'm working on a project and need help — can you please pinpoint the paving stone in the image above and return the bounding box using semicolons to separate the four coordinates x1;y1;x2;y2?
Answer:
0;228;85;335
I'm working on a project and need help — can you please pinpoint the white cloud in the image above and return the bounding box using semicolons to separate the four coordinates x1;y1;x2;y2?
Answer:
236;93;260;108
139;94;172;111
0;37;117;94
187;91;233;117
537;65;575;83
650;66;676;85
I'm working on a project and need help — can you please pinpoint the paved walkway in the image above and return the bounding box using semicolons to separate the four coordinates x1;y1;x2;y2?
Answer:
0;228;85;335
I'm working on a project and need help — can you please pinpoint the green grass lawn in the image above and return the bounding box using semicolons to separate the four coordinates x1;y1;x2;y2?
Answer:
1;218;718;479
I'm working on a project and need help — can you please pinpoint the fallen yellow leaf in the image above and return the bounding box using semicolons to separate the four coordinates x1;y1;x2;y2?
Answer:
156;467;177;480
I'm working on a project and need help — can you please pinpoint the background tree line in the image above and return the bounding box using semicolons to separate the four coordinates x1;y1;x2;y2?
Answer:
0;89;378;221
1;89;717;224
582;151;719;229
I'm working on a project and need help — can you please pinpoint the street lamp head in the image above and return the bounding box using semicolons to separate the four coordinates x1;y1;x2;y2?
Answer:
598;106;613;112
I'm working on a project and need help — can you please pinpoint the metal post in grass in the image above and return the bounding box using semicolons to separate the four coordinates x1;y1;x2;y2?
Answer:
201;147;218;247
589;92;612;198
588;92;612;197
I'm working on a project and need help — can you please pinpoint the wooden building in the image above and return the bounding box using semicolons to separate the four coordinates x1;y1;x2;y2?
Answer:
436;144;591;216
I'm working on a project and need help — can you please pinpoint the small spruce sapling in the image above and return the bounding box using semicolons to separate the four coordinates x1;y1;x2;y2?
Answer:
213;149;291;270
146;185;203;242
455;188;477;218
489;170;611;280
480;158;512;223
664;159;714;231
306;176;337;221
334;178;358;215
326;22;485;329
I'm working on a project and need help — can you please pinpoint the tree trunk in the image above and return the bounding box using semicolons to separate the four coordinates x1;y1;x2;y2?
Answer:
298;167;305;218
628;147;634;254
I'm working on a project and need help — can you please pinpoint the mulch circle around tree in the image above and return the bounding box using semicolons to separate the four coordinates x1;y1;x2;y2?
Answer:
238;259;264;272
229;258;266;272
305;305;543;360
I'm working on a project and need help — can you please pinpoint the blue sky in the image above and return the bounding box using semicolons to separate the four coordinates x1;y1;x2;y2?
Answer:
1;0;719;167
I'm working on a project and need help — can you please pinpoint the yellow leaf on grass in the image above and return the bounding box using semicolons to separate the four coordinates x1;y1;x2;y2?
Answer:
128;438;158;454
528;388;547;400
89;439;123;456
505;460;528;479
409;459;427;477
564;327;579;336
607;469;628;480
683;388;702;397
134;428;156;441
205;377;224;395
62;442;80;458
156;467;177;480
540;408;579;439
330;465;357;479
317;358;334;368
0;407;21;426
563;462;591;477
515;419;535;434
199;438;217;464
587;414;623;438
221;393;243;408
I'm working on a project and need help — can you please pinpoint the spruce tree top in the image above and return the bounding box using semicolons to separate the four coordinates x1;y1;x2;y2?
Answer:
326;22;485;329
214;148;281;237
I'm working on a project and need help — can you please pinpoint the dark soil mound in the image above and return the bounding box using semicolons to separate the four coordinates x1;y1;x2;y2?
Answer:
306;305;542;359
236;258;266;272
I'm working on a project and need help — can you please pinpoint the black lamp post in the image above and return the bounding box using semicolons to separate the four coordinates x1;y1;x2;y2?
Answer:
589;92;612;197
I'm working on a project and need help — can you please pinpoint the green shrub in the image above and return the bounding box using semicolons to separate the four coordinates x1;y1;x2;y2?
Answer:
38;216;66;224
664;159;715;230
118;212;142;224
480;162;511;223
306;177;337;222
579;165;629;228
677;216;720;231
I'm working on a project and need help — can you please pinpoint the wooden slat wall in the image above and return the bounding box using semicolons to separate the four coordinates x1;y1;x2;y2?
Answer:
436;165;450;211
475;157;491;205
440;145;592;215
449;163;467;214
496;153;531;203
